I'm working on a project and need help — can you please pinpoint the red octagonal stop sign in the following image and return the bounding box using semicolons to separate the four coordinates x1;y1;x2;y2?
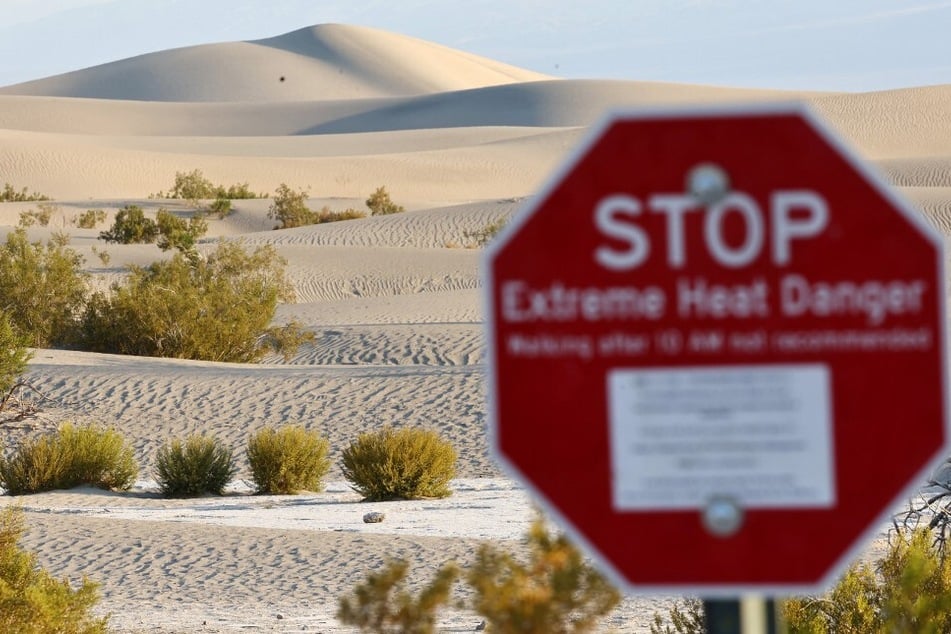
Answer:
485;103;949;594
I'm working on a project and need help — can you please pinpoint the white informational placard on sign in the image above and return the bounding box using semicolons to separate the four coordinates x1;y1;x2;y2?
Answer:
608;364;835;510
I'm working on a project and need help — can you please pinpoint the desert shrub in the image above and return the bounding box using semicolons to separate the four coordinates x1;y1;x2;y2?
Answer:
221;182;264;200
79;241;305;362
315;206;365;223
154;171;265;205
0;507;107;633
155;435;236;497
366;186;405;216
17;203;58;228
168;169;216;205
75;209;106;229
462;218;507;248
268;183;315;229
784;527;951;633
90;246;110;266
649;598;705;634
0;228;88;347
247;425;331;494
0;423;137;495
99;205;158;244
341;427;456;501
56;424;138;491
0;183;50;202
468;517;621;634
0;435;69;495
155;208;208;253
0;312;31;399
208;196;233;219
337;559;460;634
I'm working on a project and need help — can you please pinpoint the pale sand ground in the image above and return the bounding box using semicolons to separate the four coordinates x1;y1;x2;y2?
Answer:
0;22;947;632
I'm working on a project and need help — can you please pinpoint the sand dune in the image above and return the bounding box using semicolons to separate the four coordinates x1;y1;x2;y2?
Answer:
0;21;949;633
0;24;549;102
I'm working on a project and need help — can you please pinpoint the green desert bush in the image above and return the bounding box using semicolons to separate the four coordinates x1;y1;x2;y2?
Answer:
468;517;621;634
0;423;137;495
99;205;158;244
0;183;50;203
155;208;208;253
337;559;460;634
0;228;88;347
784;527;951;633
315;206;365;223
17;203;58;228
268;183;314;229
649;598;705;634
155;170;265;206
75;209;106;229
168;168;216;205
79;241;308;362
56;424;138;491
463;218;507;248
208;196;233;219
0;435;69;495
0;506;107;633
0;311;31;400
155;435;236;497
247;425;331;494
366;186;405;216
341;427;456;501
338;517;619;633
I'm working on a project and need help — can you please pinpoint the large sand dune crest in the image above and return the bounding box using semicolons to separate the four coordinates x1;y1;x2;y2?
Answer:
0;23;549;102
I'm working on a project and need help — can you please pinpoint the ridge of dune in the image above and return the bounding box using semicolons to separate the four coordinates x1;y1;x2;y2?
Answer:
0;23;550;102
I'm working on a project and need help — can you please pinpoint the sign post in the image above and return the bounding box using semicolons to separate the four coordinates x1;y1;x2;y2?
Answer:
485;103;948;601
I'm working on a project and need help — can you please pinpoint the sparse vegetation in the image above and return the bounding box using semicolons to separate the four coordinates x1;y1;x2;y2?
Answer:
366;186;405;216
315;206;365;223
247;425;331;494
0;228;88;347
337;559;460;634
268;183;313;229
155;435;236;497
155;208;208;253
267;184;366;228
339;517;619;633
0;183;50;203
99;205;158;244
649;598;704;634
208;196;233;219
468;517;621;633
463;218;507;247
0;507;107;633
0;423;138;495
90;246;110;266
783;527;951;633
17;203;58;228
153;170;265;207
341;427;456;501
79;241;306;362
0;312;30;400
75;209;107;229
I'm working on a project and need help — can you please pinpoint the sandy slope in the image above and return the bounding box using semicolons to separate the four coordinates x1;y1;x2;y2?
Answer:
0;24;550;102
0;21;948;633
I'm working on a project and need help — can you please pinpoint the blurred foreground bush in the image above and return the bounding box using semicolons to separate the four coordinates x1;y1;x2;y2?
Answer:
0;507;107;632
338;517;619;633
